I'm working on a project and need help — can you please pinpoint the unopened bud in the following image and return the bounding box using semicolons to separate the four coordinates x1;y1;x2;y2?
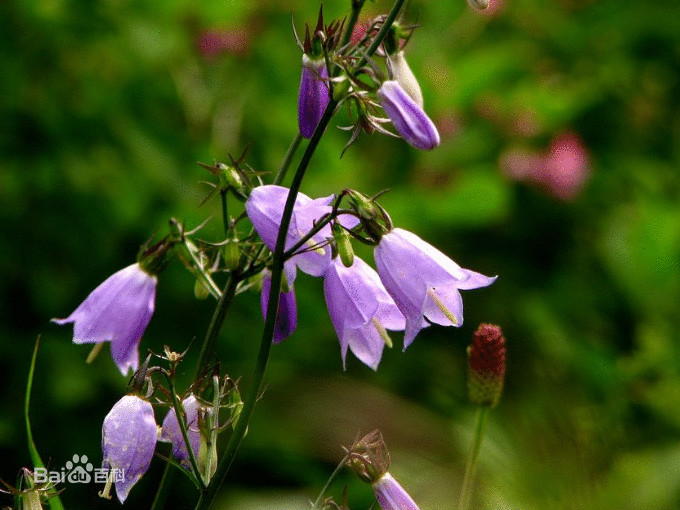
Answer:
20;490;43;510
467;323;506;407
194;279;210;300
219;164;244;192
347;430;391;483
332;76;351;102
332;222;354;267
346;190;392;243
222;239;241;271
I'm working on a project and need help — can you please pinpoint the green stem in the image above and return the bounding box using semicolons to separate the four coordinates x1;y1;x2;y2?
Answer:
220;190;229;237
164;372;206;489
458;407;489;510
312;455;350;509
274;133;303;185
195;274;240;375
25;336;65;510
358;0;407;68
151;274;241;510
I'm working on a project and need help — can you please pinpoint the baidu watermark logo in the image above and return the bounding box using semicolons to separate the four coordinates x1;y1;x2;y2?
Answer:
34;454;125;485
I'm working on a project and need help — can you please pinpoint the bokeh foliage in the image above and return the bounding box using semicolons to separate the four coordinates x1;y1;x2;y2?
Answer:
1;0;679;508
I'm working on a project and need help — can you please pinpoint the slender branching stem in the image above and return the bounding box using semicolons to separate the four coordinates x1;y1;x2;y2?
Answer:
312;454;350;509
151;274;241;509
195;273;240;375
163;372;206;489
194;95;340;510
458;407;489;510
274;133;303;185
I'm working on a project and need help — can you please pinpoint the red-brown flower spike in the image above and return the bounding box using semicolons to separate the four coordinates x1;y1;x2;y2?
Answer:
467;323;506;407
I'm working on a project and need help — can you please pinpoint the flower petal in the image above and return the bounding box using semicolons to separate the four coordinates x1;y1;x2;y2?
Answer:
261;266;298;343
374;228;495;348
160;395;201;468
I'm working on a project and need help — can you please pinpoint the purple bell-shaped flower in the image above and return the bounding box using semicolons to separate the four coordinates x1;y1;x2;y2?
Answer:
374;228;496;348
52;263;157;376
100;395;157;503
377;80;440;150
373;473;422;510
298;55;330;138
323;257;405;370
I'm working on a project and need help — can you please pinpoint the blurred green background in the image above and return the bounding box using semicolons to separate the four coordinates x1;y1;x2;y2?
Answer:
2;0;680;508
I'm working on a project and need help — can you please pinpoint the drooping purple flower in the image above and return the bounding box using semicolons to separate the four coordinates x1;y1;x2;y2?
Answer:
298;55;330;138
100;395;157;503
52;263;157;376
160;395;207;469
377;80;440;150
261;266;298;343
323;257;405;370
245;185;357;277
372;473;421;510
374;228;496;349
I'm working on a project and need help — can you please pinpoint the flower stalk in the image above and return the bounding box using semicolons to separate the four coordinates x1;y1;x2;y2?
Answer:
163;373;206;489
458;406;489;510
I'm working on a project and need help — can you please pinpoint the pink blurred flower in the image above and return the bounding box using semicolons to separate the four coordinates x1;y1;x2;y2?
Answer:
197;27;250;59
500;132;590;201
542;132;590;200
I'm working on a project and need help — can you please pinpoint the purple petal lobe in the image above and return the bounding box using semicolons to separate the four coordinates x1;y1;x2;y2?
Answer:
372;473;421;510
374;228;496;348
245;185;334;277
160;395;201;469
377;80;440;150
298;55;330;138
261;267;298;343
102;395;157;503
53;263;157;375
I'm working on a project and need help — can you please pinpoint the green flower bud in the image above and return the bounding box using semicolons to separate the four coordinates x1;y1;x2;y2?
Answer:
347;430;391;484
194;279;210;300
222;239;241;271
332;222;354;268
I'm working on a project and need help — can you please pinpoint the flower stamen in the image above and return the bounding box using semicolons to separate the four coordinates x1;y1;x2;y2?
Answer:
372;318;393;348
98;470;114;500
426;288;458;326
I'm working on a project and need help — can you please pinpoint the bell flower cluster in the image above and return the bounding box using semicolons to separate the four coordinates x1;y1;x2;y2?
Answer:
99;391;220;503
246;185;496;369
